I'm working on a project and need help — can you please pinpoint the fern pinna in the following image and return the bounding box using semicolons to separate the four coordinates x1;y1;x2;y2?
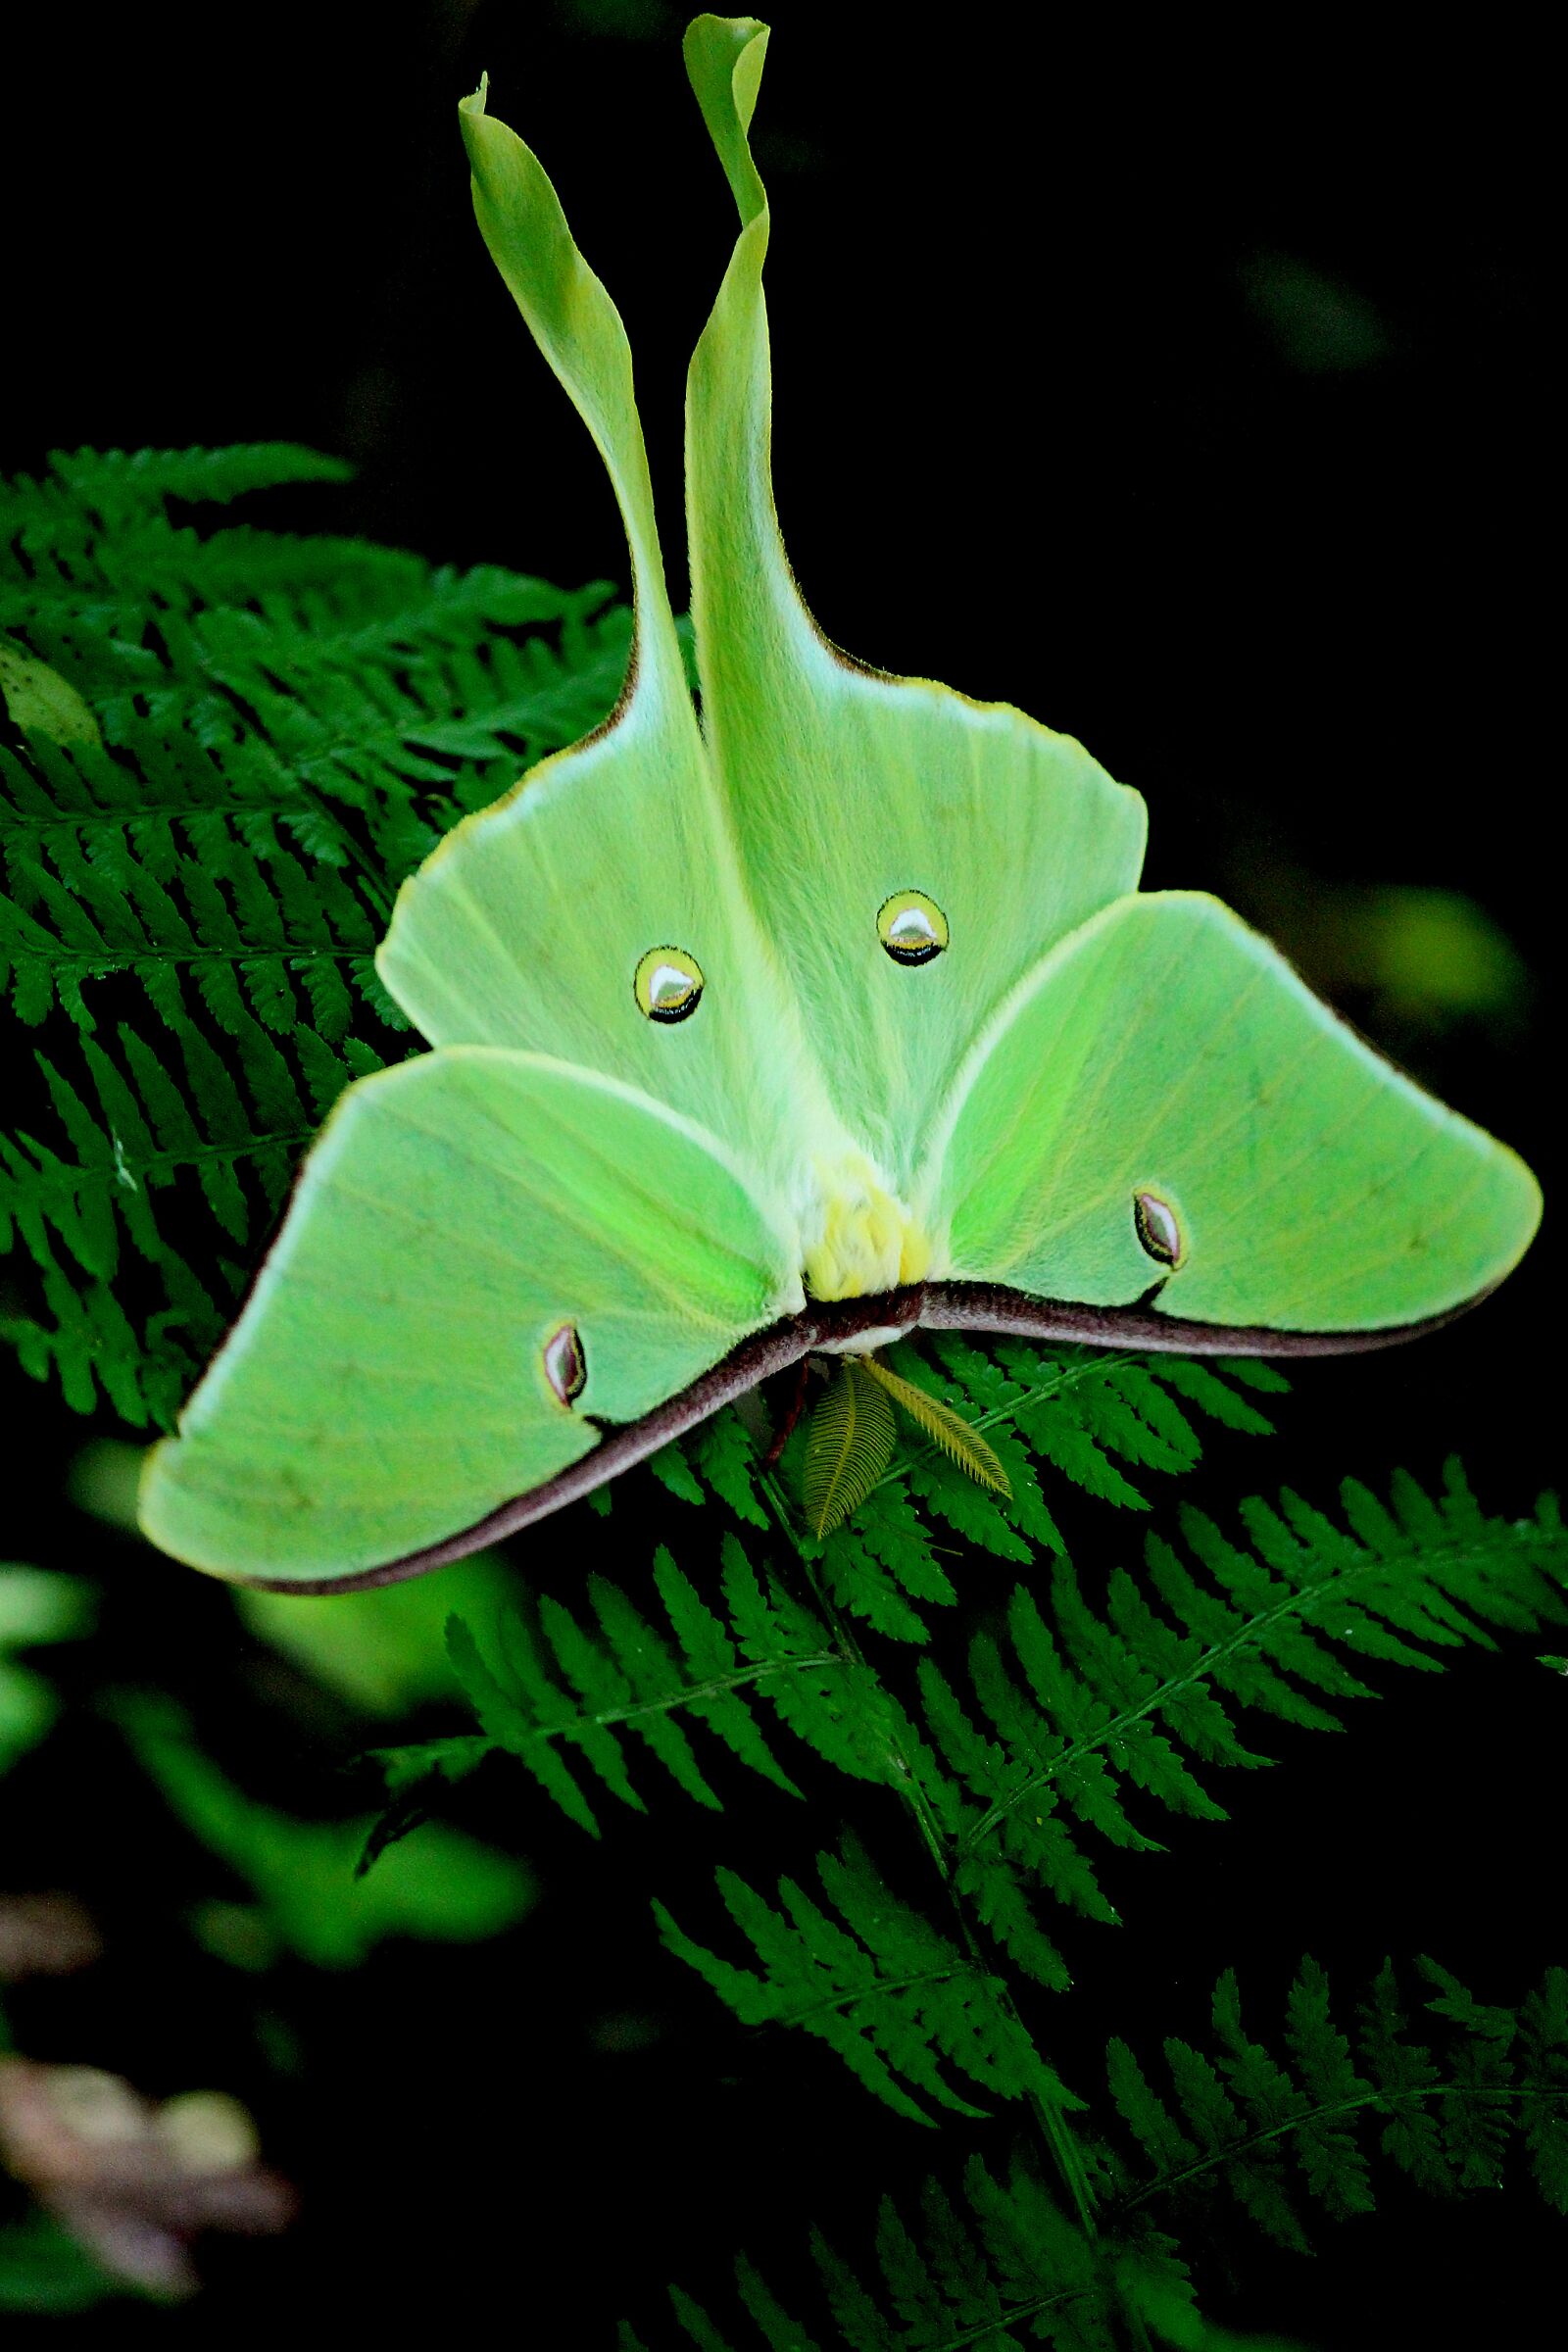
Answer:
3;452;1561;2343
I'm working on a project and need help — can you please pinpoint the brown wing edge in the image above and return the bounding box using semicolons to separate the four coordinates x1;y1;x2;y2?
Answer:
918;1277;1502;1355
221;1290;927;1594
220;1270;1497;1593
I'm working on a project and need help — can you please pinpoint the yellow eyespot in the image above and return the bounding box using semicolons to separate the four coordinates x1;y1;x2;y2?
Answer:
1133;1191;1185;1269
543;1321;588;1406
877;890;949;965
634;946;705;1023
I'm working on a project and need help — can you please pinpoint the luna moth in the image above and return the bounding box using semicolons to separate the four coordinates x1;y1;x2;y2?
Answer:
138;14;1541;1591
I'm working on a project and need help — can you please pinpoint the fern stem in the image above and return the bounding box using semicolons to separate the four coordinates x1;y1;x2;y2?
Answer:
293;781;396;918
539;1650;847;1740
775;1960;977;2032
1118;2080;1568;2215
12;1124;318;1204
4;942;372;969
4;796;303;834
958;1519;1545;1854
756;1464;1102;2244
906;2282;1099;2352
759;1466;950;1877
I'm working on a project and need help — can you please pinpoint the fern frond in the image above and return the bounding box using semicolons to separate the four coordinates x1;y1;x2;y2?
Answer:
915;1464;1568;1983
1109;1954;1568;2247
804;1361;898;1538
647;2146;1211;2352
858;1353;1011;1498
654;1835;1067;2128
685;1407;773;1531
0;448;634;1419
647;1952;1566;2347
364;1538;902;1853
0;997;378;1418
45;442;355;514
816;1486;960;1644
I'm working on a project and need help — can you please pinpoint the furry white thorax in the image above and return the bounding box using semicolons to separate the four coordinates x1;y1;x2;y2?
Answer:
815;1321;919;1356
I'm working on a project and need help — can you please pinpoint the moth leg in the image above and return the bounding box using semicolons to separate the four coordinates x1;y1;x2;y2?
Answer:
761;1355;814;1466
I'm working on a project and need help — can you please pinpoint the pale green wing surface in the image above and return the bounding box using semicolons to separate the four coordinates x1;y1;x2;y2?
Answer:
927;893;1541;1332
140;1051;803;1585
375;78;824;1182
681;18;1146;1191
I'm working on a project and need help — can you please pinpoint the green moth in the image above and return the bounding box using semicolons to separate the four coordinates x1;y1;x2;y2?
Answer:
139;15;1541;1589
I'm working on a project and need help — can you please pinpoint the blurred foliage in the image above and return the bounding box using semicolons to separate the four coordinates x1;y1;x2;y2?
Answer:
1;1452;539;2295
1243;867;1530;1047
234;1557;516;1720
116;1695;534;1971
0;1566;92;1773
1240;254;1392;374
0;2212;124;2314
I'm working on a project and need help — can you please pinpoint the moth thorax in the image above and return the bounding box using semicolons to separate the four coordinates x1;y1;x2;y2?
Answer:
800;1152;931;1302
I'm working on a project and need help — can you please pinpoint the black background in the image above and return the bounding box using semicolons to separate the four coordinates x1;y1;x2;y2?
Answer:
0;2;1559;2343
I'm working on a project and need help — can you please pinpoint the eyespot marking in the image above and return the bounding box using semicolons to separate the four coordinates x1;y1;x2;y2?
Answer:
543;1321;587;1407
878;890;949;965
634;946;705;1023
1133;1191;1185;1268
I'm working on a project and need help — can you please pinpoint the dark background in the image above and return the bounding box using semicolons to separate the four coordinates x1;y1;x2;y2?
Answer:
1;1;1558;2343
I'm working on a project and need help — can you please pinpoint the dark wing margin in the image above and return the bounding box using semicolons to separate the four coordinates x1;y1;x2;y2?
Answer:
224;1271;1498;1593
223;1294;924;1593
918;1279;1499;1355
225;1318;813;1593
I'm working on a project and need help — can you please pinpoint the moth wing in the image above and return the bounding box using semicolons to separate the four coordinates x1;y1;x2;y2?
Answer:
681;20;1146;1199
140;1051;804;1585
921;892;1540;1339
375;78;822;1185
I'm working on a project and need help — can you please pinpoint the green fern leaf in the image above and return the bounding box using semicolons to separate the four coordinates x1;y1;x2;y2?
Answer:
662;2292;749;2352
363;1538;901;1854
46;442;354;516
716;1538;909;1783
917;1465;1568;1980
0;447;637;1419
1109;1954;1568;2248
685;1407;772;1531
1519;1969;1568;2209
650;2144;1205;2352
654;1835;1064;2128
648;1442;708;1507
814;1480;958;1647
